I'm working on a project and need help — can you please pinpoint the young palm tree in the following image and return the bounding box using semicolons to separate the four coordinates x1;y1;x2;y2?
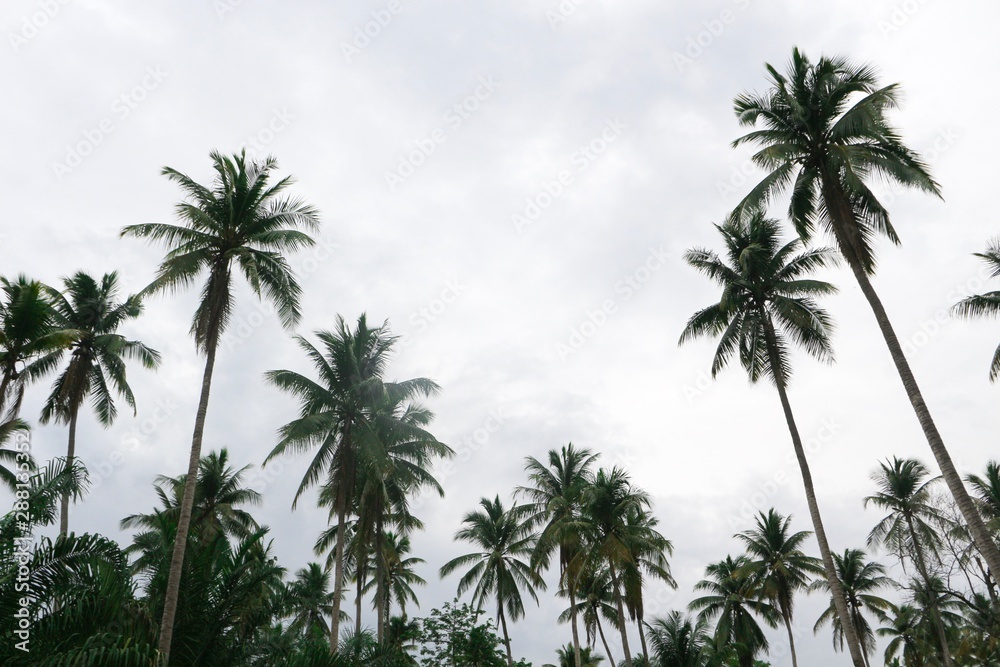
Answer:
734;509;822;667
864;457;953;664
679;211;867;666
544;643;605;667
621;507;676;663
952;238;1000;380
645;610;711;667
731;47;1000;586
812;548;897;667
518;442;600;667
266;314;444;651
560;563;620;667
0;417;30;491
121;149;320;662
689;555;779;667
39;271;160;536
286;562;335;642
968;461;1000;530
0;275;69;419
439;495;545;667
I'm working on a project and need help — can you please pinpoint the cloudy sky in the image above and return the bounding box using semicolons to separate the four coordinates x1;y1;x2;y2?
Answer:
3;0;1000;663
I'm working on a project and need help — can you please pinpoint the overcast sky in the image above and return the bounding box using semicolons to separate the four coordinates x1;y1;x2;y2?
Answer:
3;0;1000;664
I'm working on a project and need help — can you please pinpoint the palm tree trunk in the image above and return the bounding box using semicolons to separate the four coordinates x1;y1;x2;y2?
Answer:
904;513;953;666
821;180;1000;584
376;523;385;644
568;579;583;667
157;336;218;665
596;614;616;667
762;319;867;667
636;612;649;664
355;563;364;637
781;609;798;667
58;405;79;537
498;601;514;667
608;562;633;667
330;502;348;653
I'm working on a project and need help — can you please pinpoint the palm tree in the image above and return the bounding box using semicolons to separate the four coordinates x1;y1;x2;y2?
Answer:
689;555;779;667
518;442;600;667
878;604;930;667
864;457;953;664
731;47;1000;587
812;548;897;667
120;149;319;662
621;507;676;663
952;238;1000;380
646;611;711;667
561;563;620;667
266;314;444;651
679;211;867;666
379;531;427;622
0;275;69;419
439;495;545;667
734;509;822;667
0;417;30;491
39;271;160;536
287;562;335;642
544;643;605;667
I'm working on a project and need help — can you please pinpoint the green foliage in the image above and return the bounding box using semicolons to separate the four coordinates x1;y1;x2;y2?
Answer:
416;600;507;667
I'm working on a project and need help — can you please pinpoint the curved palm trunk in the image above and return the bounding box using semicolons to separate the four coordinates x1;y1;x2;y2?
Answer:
903;513;953;666
157;336;218;665
780;608;798;667
58;406;79;537
608;563;633;667
595;614;615;667
762;320;867;667
498;601;514;667
821;180;1000;584
636;612;649;664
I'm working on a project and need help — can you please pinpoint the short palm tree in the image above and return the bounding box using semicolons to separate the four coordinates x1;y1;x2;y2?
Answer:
266;314;444;650
735;509;822;667
439;495;545;667
952;238;1000;380
679;211;867;665
646;611;711;667
689;555;779;667
121;149;320;662
967;461;1000;532
732;47;1000;588
622;507;676;663
518;442;600;667
39;270;160;536
287;562;335;642
812;548;897;666
864;457;953;664
0;417;30;491
544;643;605;667
560;563;620;667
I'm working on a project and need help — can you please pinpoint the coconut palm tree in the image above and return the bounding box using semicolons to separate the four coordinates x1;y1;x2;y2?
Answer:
439;495;545;667
646;611;711;667
39;270;160;536
287;562;335;642
689;555;779;667
0;417;30;491
734;509;822;667
878;604;930;667
731;47;1000;588
0;275;69;419
544;643;605;667
812;548;897;667
121;149;320;662
518;442;600;667
560;563;620;667
865;457;953;664
679;211;867;666
266;314;443;651
621;507;676;663
952;238;1000;380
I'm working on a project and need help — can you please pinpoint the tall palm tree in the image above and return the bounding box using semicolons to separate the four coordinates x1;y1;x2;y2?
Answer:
645;611;711;667
377;531;427;622
812;548;896;667
878;604;930;667
439;495;545;667
266;314;444;651
0;275;69;419
621;507;676;663
679;211;867;666
120;149;320;662
734;509;822;667
864;457;953;664
560;563;620;667
952;238;1000;380
39;271;160;536
689;555;779;667
731;47;1000;586
518;442;600;667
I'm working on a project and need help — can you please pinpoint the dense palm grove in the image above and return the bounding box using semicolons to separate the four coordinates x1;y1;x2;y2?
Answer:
2;48;1000;667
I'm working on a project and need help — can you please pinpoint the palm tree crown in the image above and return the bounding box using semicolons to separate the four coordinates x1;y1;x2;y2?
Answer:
952;238;1000;380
